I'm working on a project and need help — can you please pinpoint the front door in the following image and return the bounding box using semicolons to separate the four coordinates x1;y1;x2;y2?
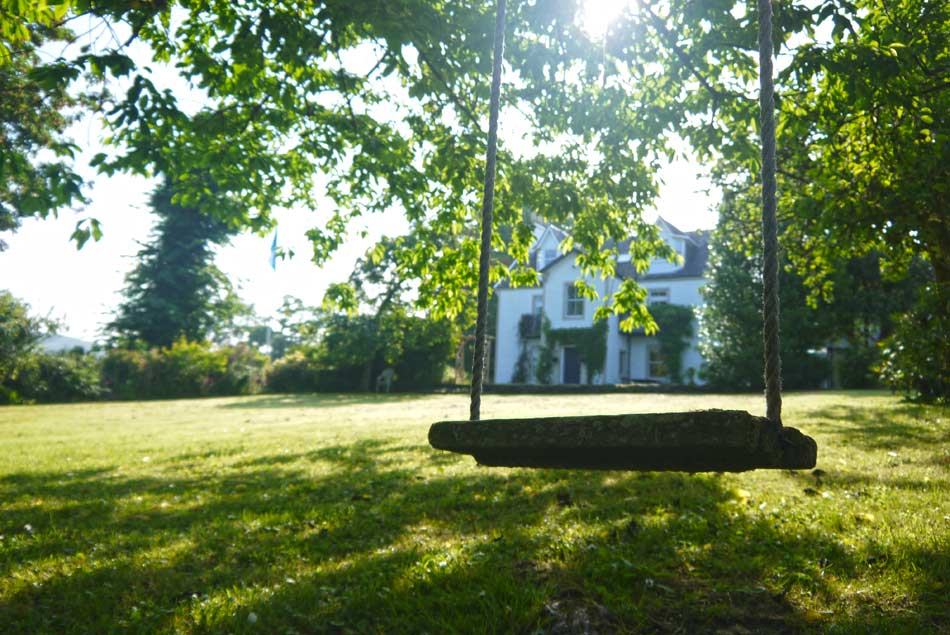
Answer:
562;346;581;384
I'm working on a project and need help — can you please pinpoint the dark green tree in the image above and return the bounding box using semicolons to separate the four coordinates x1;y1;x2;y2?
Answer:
106;180;247;348
822;253;933;388
701;186;930;391
699;188;836;391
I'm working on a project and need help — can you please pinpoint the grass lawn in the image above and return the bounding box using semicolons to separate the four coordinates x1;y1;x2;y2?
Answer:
1;391;948;634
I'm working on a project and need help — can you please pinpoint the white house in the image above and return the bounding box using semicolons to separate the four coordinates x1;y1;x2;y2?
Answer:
493;218;709;385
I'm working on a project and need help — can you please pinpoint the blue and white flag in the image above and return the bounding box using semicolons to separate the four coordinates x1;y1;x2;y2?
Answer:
268;230;278;271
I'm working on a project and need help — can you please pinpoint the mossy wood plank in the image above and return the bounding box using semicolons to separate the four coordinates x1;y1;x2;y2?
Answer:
428;409;817;472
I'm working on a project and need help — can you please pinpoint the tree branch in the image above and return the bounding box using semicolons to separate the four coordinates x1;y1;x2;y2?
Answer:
415;46;484;134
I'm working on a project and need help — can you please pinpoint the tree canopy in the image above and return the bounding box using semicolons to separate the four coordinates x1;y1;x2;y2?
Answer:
0;11;89;249
5;0;949;344
10;0;687;326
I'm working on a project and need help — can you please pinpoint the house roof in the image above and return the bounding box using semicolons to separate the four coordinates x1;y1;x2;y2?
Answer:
496;221;710;289
616;229;710;281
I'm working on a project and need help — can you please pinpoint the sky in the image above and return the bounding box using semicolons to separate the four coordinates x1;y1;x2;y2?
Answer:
0;3;719;342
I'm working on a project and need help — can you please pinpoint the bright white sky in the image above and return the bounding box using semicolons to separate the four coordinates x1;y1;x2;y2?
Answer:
0;4;718;342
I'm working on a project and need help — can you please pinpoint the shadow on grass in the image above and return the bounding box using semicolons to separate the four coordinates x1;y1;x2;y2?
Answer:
215;393;434;410
802;403;950;451
1;437;947;634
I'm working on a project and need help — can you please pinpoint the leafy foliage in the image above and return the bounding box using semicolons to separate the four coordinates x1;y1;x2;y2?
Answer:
247;296;324;361
12;1;950;385
315;310;455;392
7;350;104;403
701;185;932;392
771;0;950;294
265;351;322;394
0;290;55;403
878;284;950;404
699;190;833;391
262;309;456;393
511;347;531;384
99;340;267;400
0;6;90;249
25;0;690;326
650;303;693;385
106;180;248;348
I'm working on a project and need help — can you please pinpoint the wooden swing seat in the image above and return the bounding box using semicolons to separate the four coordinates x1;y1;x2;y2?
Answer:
428;409;816;472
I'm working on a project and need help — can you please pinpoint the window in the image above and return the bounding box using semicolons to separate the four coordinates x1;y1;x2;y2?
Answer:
537;248;559;270
648;347;668;379
648;288;670;304
564;284;584;318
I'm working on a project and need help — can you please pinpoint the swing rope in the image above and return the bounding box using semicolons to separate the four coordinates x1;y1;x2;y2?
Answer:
470;0;783;425
757;0;783;424
470;0;507;422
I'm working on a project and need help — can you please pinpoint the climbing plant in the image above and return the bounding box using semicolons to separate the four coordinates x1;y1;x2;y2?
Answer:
511;347;530;384
535;318;608;385
650;303;694;385
534;318;555;385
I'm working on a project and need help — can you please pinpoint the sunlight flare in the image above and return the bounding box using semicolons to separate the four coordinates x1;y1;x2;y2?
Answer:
578;0;630;38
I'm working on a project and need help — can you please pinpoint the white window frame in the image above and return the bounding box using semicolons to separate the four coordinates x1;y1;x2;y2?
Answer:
564;284;584;319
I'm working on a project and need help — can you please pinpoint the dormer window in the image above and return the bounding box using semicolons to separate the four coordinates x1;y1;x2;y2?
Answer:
537;248;558;270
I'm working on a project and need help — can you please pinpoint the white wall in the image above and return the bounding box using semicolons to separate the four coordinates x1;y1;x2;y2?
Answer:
639;277;704;307
494;287;538;383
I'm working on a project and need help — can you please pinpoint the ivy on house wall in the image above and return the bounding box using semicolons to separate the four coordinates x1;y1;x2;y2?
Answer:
649;303;694;384
511;347;531;383
535;318;608;385
535;319;556;384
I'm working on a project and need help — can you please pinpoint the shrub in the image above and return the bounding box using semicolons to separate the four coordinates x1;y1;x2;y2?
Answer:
0;290;54;404
511;348;530;383
7;352;104;403
313;311;455;392
100;348;150;400
878;284;950;404
218;344;268;395
836;345;881;389
650;303;694;385
146;339;229;398
265;351;322;393
102;340;269;400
